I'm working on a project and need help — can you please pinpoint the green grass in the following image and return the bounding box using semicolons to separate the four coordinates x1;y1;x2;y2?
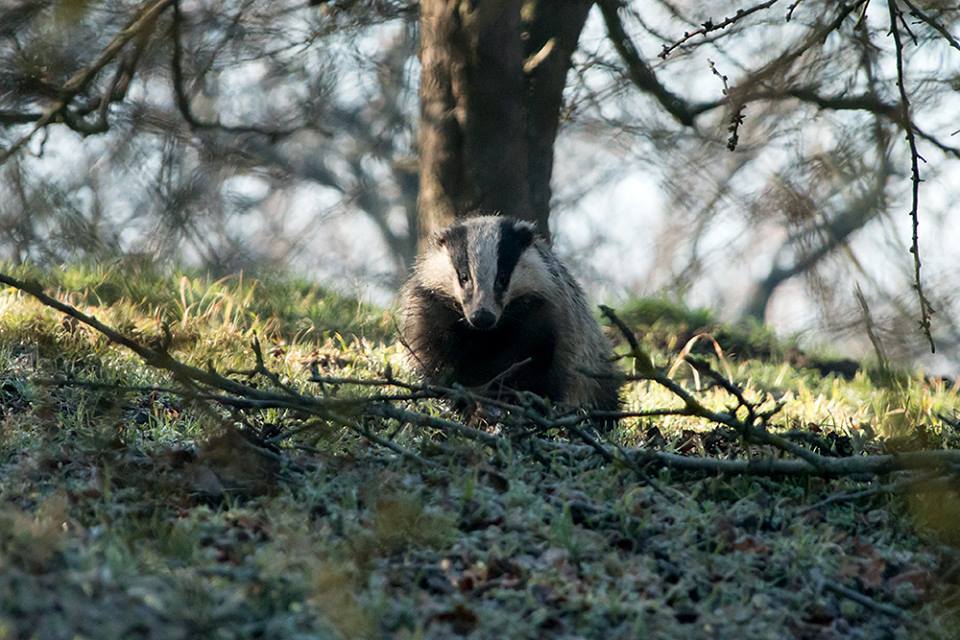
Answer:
617;297;781;359
1;261;392;347
0;267;957;639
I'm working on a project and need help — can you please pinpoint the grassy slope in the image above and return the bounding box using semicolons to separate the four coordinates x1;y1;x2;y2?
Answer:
0;265;958;639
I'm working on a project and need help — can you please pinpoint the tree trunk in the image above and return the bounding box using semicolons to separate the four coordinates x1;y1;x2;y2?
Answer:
417;0;592;245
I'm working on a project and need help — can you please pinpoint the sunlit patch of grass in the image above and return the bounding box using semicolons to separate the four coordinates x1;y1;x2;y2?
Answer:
616;349;958;447
1;261;392;350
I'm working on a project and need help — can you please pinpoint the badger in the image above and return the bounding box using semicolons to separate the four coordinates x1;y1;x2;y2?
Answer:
399;215;620;418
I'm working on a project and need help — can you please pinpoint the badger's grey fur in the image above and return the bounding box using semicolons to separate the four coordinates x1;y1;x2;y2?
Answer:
399;215;620;415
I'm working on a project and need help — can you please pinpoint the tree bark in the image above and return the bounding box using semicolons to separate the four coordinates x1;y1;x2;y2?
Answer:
523;0;595;237
417;0;592;245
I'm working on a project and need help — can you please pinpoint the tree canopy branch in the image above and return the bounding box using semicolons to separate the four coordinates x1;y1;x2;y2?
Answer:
658;0;782;59
900;0;960;52
169;0;301;139
0;0;174;165
597;0;700;126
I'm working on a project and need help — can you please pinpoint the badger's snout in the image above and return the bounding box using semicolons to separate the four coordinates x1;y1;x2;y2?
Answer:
467;308;497;330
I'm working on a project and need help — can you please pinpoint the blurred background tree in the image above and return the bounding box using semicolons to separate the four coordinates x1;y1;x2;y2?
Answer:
1;0;958;369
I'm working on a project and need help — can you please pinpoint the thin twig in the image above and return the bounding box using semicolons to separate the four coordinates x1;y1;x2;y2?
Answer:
815;571;908;619
785;0;804;21
659;0;782;59
900;0;960;52
802;470;949;512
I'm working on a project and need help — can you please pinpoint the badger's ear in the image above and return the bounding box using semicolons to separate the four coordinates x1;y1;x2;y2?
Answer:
513;220;536;248
434;227;453;247
435;223;466;249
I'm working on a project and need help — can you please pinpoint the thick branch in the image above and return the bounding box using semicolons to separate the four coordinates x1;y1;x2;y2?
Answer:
629;448;960;477
0;110;45;125
597;0;699;126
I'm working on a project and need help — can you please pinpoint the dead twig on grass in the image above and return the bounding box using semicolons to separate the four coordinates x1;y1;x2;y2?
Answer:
596;304;960;478
814;570;909;619
802;470;953;513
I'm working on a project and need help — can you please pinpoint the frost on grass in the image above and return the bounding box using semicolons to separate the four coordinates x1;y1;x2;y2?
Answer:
0;268;958;639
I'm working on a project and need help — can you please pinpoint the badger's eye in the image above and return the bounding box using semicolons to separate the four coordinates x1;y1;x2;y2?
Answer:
458;272;471;287
496;272;509;288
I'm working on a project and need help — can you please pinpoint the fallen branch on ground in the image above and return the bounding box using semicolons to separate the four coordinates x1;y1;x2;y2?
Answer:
1;270;958;485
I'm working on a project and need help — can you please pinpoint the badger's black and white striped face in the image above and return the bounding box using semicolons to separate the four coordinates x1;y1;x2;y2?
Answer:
418;216;553;330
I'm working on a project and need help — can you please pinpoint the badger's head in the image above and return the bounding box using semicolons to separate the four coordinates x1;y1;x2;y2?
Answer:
417;216;553;330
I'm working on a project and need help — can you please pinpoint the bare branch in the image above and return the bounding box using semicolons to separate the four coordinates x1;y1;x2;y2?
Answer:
596;0;699;126
169;0;302;139
816;572;909;619
701;86;960;158
658;0;782;59
0;110;45;125
745;161;892;319
900;0;960;52
786;0;805;22
0;0;174;165
888;0;936;353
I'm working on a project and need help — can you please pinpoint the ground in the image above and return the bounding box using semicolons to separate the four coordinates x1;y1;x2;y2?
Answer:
0;264;958;639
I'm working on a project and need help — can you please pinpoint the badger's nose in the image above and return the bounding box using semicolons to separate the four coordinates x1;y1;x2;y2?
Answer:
468;309;497;330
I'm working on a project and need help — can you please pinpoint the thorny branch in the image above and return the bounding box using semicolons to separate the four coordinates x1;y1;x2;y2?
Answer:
887;0;936;353
658;0;782;59
2;271;959;489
